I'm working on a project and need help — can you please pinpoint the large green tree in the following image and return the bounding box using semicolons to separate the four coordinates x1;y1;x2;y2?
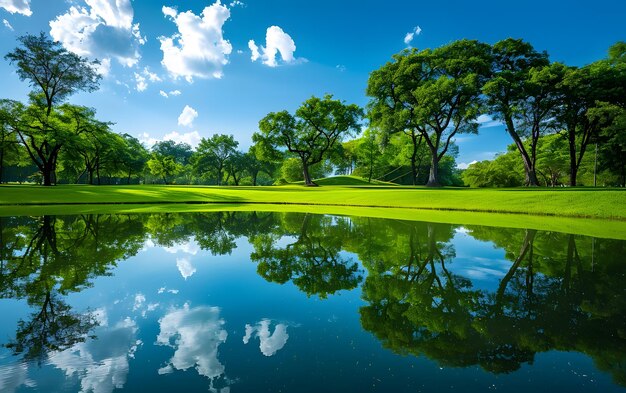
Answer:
482;38;553;186
255;95;362;186
4;33;100;185
367;40;490;186
194;134;238;185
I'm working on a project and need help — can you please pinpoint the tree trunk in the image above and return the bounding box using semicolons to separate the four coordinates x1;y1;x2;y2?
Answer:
426;153;441;187
568;135;578;186
504;118;539;186
302;162;317;186
43;166;53;186
252;172;258;186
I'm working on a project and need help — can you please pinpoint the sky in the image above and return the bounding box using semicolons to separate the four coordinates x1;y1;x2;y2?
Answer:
0;0;625;168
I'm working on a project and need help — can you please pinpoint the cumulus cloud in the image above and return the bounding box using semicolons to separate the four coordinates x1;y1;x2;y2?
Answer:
138;130;201;149
49;0;146;68
2;18;13;30
48;318;140;393
229;0;244;7
248;26;302;67
159;2;233;82
178;105;198;127
176;257;196;279
404;25;422;45
456;160;478;170
170;90;182;96
243;319;289;356
0;0;31;16
156;304;228;389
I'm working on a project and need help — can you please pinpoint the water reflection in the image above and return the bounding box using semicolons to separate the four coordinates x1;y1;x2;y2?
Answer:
156;303;229;391
0;212;625;391
243;319;290;357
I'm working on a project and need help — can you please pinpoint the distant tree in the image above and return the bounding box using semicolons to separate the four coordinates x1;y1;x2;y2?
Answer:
147;154;182;184
195;134;238;185
4;33;100;185
151;140;193;165
368;40;491;186
224;150;246;185
119;134;149;184
255;95;362;186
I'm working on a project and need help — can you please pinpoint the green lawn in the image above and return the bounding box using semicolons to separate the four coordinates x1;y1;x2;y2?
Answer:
1;183;625;219
2;183;626;240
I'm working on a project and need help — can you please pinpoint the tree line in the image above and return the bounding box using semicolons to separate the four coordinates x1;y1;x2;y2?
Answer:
1;33;624;186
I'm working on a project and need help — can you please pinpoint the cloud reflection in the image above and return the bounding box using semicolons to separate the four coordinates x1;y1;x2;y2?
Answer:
242;319;289;356
156;303;228;389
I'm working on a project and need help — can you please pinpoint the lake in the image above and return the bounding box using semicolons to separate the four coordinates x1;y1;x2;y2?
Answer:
0;211;624;392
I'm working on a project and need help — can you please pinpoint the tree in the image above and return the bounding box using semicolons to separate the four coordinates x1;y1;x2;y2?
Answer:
118;134;149;184
482;39;552;186
224;150;246;185
4;33;100;185
147;154;182;184
151;140;193;165
255;95;362;186
195;134;238;185
368;40;491;186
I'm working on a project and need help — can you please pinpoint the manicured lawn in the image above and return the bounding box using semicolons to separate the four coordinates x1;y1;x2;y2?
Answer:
1;184;625;220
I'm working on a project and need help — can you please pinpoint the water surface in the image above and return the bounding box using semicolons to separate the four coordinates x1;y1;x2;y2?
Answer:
0;212;624;392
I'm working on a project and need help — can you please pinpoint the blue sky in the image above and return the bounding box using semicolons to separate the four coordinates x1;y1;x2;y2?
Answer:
1;0;624;167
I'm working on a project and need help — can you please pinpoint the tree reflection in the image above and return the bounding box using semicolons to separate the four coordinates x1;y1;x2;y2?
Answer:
0;214;147;364
357;221;626;385
250;213;363;298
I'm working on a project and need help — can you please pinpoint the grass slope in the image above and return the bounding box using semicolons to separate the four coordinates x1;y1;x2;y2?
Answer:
1;184;625;220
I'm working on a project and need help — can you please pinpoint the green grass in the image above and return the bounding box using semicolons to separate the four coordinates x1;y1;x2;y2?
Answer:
1;183;625;219
2;184;625;240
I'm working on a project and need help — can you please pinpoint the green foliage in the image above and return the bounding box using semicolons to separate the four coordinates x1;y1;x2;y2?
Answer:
147;154;182;184
255;95;362;186
368;40;491;186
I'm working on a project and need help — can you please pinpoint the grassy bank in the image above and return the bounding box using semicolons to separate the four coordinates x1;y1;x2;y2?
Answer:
1;184;625;220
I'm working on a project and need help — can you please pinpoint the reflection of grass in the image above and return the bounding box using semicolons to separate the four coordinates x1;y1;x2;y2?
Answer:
1;184;625;220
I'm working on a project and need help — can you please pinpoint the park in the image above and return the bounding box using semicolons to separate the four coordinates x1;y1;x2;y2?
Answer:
0;1;625;392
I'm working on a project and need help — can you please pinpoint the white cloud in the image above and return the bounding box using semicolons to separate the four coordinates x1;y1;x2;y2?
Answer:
95;57;112;76
249;26;302;67
49;0;145;68
159;2;233;82
242;319;289;357
159;89;182;98
476;114;503;128
456;160;478;170
138;130;201;149
134;67;162;92
176;257;196;279
178;105;198;127
336;64;346;72
48;318;140;393
164;240;200;255
404;25;422;45
229;0;244;8
133;293;146;311
0;363;35;393
2;18;13;30
0;0;31;16
156;304;228;389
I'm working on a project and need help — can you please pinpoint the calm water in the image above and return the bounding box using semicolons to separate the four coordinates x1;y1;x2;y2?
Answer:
0;212;624;392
